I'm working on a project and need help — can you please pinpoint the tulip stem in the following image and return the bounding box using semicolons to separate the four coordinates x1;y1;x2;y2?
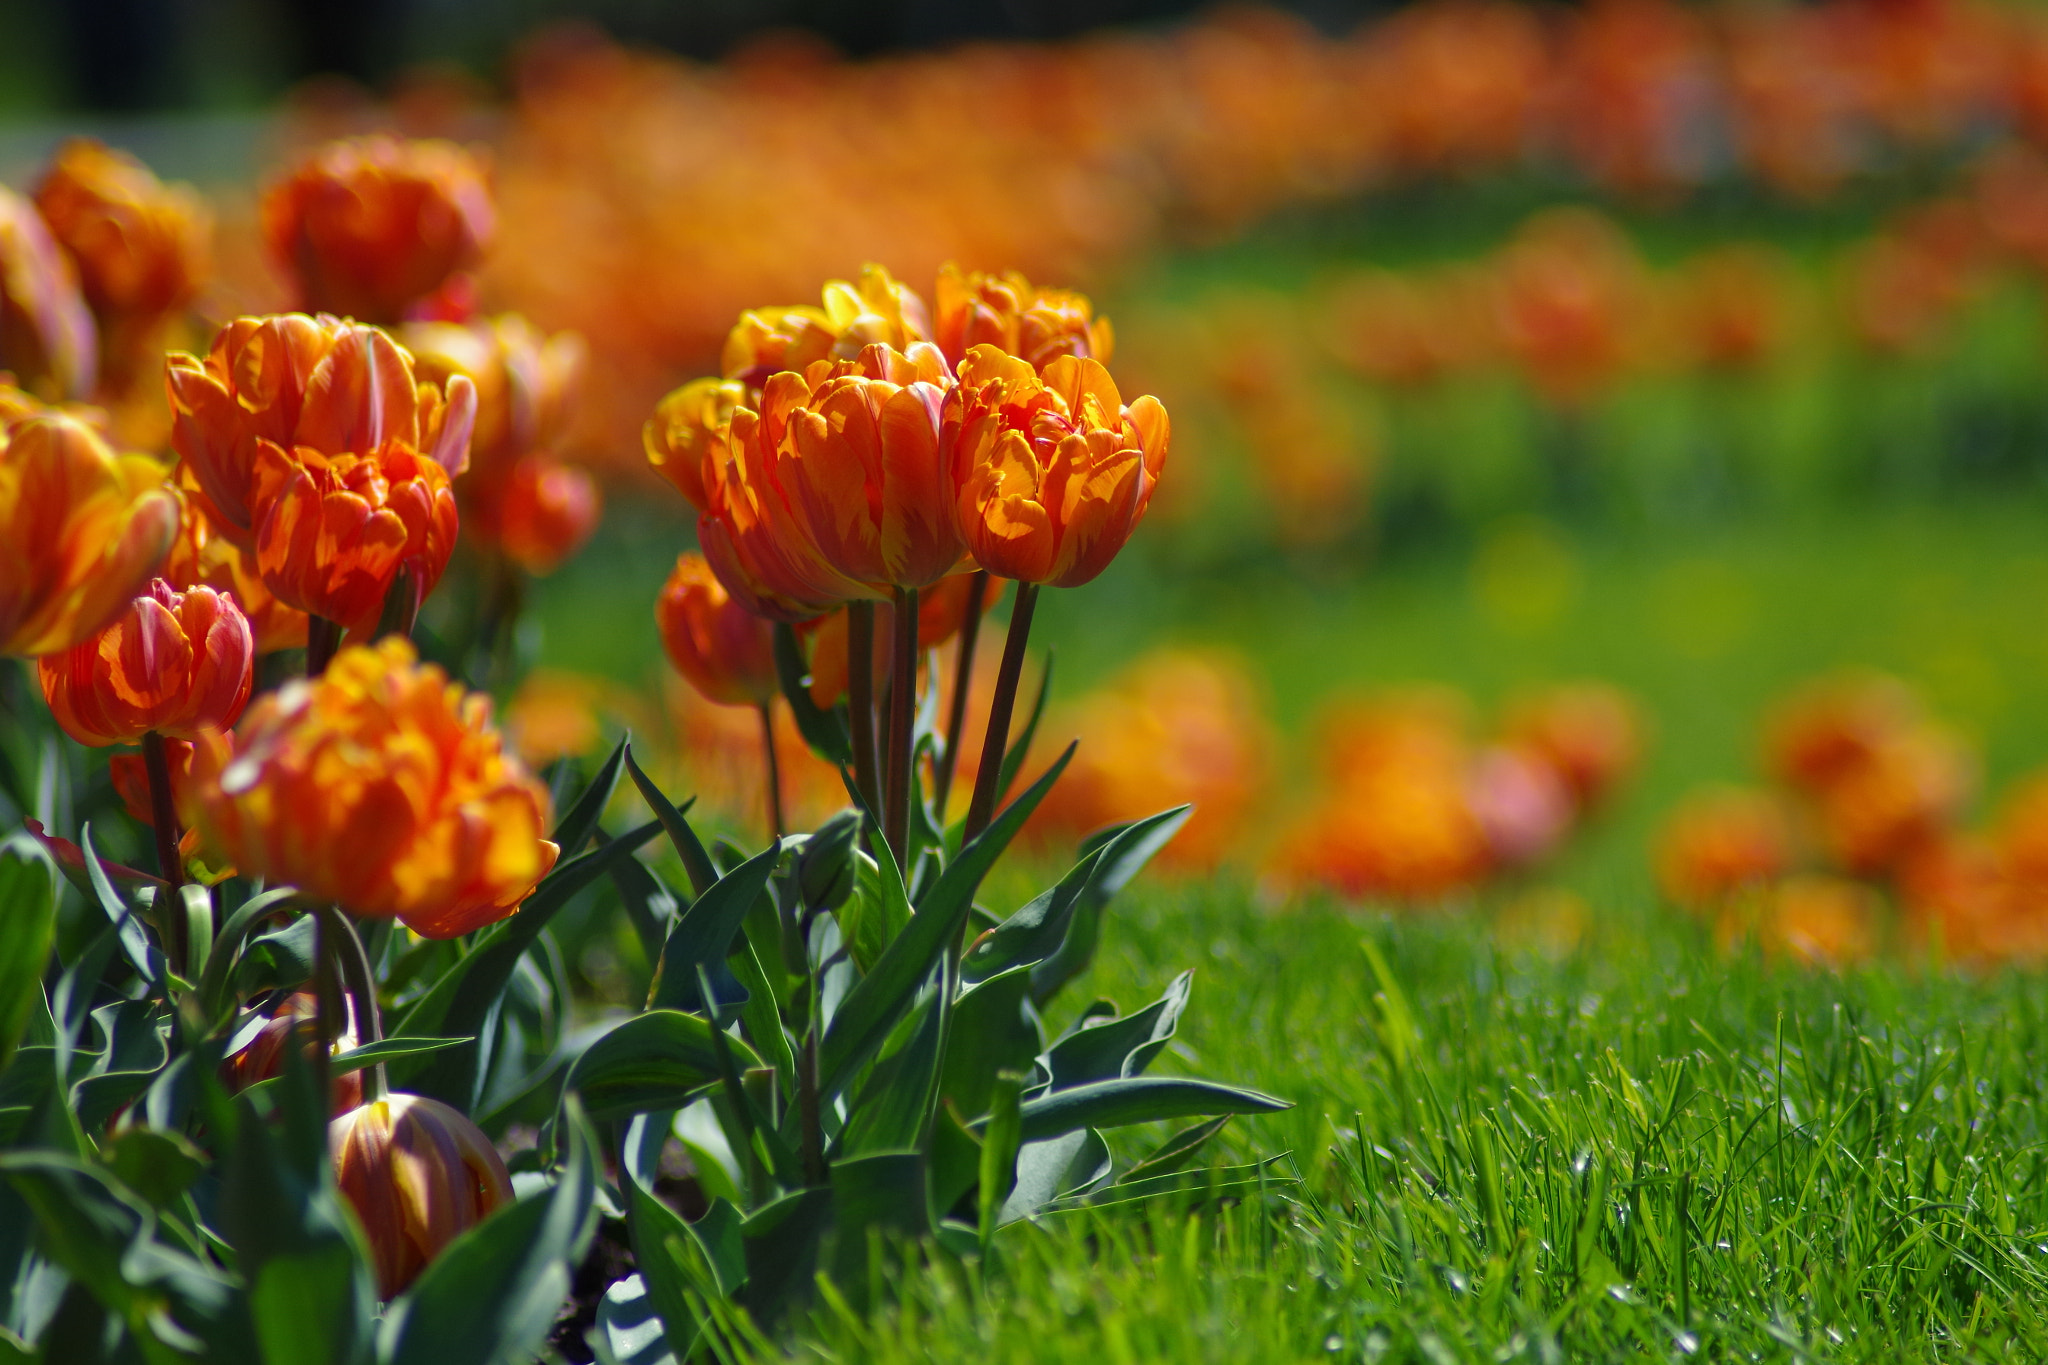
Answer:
141;731;187;945
933;571;991;819
846;601;881;815
962;582;1040;846
758;702;786;841
884;586;919;867
317;902;385;1102
307;616;343;678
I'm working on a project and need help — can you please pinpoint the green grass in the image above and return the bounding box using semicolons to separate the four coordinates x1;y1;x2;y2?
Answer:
711;880;2048;1364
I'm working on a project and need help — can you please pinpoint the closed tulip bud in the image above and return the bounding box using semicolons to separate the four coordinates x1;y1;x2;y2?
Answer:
0;185;97;401
934;265;1113;371
251;440;459;636
657;552;777;707
163;492;308;653
39;579;253;746
1;405;179;656
33;139;210;394
330;1093;513;1298
643;376;742;512
166;313;475;546
222;990;362;1114
186;637;559;938
482;456;599;577
945;347;1168;588
263;136;495;324
797;808;863;911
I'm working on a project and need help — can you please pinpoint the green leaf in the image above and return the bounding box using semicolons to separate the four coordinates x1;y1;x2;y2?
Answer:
1042;971;1192;1090
0;834;57;1074
198;887;302;1023
591;1274;677;1365
389;821;659;1106
97;1129;204;1209
836;850;900;977
1029;807;1191;1004
977;1073;1025;1245
1054;1157;1297;1214
564;1011;761;1123
940;965;1041;1122
773;623;851;766
998;1077;1291;1143
836;992;942;1157
1117;1115;1234;1185
738;1187;833;1329
551;736;629;859
998;1129;1110;1226
647;845;781;1015
80;824;157;984
624;745;717;897
928;1106;982;1222
605;835;677;967
379;1094;598;1365
233;916;317;998
818;742;1076;1101
825;1150;926;1304
619;1115;724;1363
960;847;1103;985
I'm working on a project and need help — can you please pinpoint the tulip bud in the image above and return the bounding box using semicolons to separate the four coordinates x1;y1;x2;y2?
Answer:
1;406;179;657
39;579;254;747
798;809;863;912
330;1093;513;1298
487;456;599;577
222;990;363;1114
656;552;778;708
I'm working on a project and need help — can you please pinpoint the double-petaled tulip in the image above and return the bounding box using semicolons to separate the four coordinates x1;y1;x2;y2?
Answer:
33;139;209;394
251;440;460;634
487;456;598;577
399;314;584;484
223;990;362;1114
0;185;97;401
657;552;778;707
945;347;1168;588
1;405;178;656
163;492;307;654
934;265;1114;371
721;264;931;385
330;1093;513;1297
699;343;963;619
643;376;741;513
166;313;475;547
186;637;558;937
38;579;252;746
262;136;495;324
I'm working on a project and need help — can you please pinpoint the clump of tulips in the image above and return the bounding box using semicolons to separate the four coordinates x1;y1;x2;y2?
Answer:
0;133;1282;1364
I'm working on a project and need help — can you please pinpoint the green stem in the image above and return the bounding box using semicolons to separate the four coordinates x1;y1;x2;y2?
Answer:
759;702;786;841
846;600;881;815
141;731;187;971
884;585;919;867
316;903;385;1102
933;571;990;818
962;582;1039;845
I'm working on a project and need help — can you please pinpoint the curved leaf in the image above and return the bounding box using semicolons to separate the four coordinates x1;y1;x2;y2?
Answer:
999;1076;1291;1143
564;1011;760;1123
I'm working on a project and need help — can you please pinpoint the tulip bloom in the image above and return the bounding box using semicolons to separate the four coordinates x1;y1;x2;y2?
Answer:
252;441;460;636
163;493;308;654
262;136;495;324
223;991;362;1115
699;344;963;618
945;347;1168;588
0;185;97;401
39;579;253;746
186;638;558;937
934;265;1113;371
721;264;931;383
33;139;210;393
400;313;585;504
480;456;599;578
1;407;178;656
1654;786;1793;910
166;313;475;547
643;376;742;513
331;1093;513;1297
657;552;778;707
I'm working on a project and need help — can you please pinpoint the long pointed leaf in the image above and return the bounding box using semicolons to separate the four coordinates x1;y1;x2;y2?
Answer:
551;737;629;859
624;745;717;897
647;845;781;1014
990;1076;1291;1143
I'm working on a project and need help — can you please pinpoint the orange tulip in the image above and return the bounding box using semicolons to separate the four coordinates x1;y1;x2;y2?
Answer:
186;637;559;938
1720;875;1879;969
1500;683;1642;812
698;343;961;618
399;313;586;493
657;552;778;707
0;406;178;656
1653;786;1793;910
330;1093;513;1298
945;347;1168;588
720;264;931;383
480;456;598;577
262;136;495;324
32;139;210;393
643;376;742;513
163;492;309;654
222;990;363;1115
0;184;97;401
251;441;460;636
933;264;1114;371
165;313;475;547
38;579;253;746
110;737;195;828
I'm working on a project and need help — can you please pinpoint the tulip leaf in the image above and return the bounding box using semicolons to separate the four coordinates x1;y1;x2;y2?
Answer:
1116;1115;1234;1186
233;915;318;998
646;845;781;1015
817;742;1076;1101
835;991;943;1157
329;1036;471;1075
79;824;158;984
389;821;660;1106
997;1127;1111;1226
564;1011;761;1123
604;832;678;966
0;834;57;1075
1048;1157;1298;1215
940;965;1041;1122
977;1076;1291;1144
624;745;718;897
551;737;629;860
1029;806;1191;1005
738;1186;834;1328
198;887;303;1023
1041;971;1193;1091
618;1114;739;1363
591;1274;677;1365
961;847;1104;986
773;623;851;766
380;1094;598;1365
